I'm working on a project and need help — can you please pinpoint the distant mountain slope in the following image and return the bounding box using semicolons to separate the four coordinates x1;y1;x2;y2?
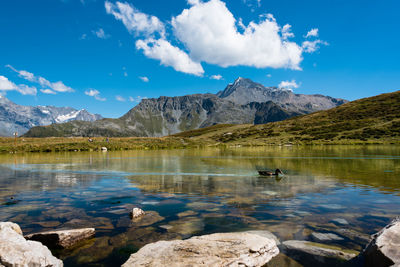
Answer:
217;77;347;113
174;90;400;144
0;95;102;136
24;94;298;137
24;78;346;138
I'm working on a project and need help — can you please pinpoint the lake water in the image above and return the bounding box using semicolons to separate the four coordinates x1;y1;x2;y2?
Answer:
0;146;399;266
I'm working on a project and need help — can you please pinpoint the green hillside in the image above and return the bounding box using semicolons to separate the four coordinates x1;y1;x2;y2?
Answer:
173;91;400;145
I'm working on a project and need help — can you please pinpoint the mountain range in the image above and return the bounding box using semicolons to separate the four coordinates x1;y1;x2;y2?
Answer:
0;95;102;136
23;77;347;137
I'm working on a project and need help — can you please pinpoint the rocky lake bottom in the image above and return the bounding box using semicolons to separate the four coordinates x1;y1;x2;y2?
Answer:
0;146;399;266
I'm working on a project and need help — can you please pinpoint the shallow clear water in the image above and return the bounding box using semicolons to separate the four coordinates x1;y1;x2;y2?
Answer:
0;146;399;266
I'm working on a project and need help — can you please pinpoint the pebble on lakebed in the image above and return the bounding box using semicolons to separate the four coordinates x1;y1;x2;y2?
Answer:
130;207;145;218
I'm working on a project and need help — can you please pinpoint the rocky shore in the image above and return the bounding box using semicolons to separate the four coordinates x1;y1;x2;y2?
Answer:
1;214;399;267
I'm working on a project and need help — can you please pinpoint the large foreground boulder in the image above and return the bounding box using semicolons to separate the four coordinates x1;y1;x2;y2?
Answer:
361;218;400;267
282;240;357;266
122;232;279;267
25;228;95;249
0;222;63;267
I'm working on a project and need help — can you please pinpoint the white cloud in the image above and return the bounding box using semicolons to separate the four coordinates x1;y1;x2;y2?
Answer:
93;28;110;39
5;65;35;82
85;89;106;101
266;74;271;78
281;24;294;40
115;95;126;102
188;0;200;5
305;28;318;38
210;74;223;80
124;71;128;77
129;95;147;103
50;81;74;92
106;0;325;75
139;76;149;82
302;40;328;53
0;75;37;95
278;80;299;91
40;89;57;94
136;38;204;76
0;76;15;90
6;65;74;93
105;1;165;37
172;0;302;69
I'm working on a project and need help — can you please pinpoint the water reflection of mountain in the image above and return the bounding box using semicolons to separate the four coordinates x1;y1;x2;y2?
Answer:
0;166;103;198
129;174;335;207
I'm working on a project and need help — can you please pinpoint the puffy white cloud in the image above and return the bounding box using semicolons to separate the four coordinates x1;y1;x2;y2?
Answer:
172;0;302;69
40;89;56;94
85;89;106;101
136;38;204;76
115;95;126;102
302;40;328;53
93;28;110;39
50;81;74;92
105;1;165;37
0;75;15;90
305;28;318;38
106;0;325;75
210;74;223;80
139;76;149;82
6;65;74;93
278;80;299;91
266;74;271;78
0;75;37;95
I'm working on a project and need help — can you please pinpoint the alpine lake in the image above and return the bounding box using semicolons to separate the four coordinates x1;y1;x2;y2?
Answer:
1;146;399;266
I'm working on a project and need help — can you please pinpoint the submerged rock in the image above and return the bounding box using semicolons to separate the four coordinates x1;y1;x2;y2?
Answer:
335;228;370;245
361;217;400;267
282;240;357;266
122;232;279;267
25;228;95;249
331;218;349;225
311;232;344;242
0;222;63;267
130;210;164;227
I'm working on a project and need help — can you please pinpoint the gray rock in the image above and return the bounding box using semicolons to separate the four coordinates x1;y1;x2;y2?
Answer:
25;228;95;249
331;218;349;225
0;222;63;267
335;228;371;245
361;218;400;267
245;230;281;245
282;240;357;266
311;232;344;242
122;232;279;267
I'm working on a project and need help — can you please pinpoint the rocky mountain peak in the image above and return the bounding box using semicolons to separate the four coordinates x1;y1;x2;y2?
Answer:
217;77;347;113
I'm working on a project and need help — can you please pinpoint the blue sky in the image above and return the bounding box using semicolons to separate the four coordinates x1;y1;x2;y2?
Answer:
0;0;399;118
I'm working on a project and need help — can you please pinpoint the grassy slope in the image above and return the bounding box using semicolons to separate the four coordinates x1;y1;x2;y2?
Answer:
173;91;400;145
3;91;400;153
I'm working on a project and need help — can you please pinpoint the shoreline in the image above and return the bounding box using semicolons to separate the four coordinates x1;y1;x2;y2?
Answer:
1;136;399;154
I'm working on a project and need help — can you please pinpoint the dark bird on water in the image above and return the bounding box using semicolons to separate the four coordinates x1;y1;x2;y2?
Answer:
258;169;283;176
